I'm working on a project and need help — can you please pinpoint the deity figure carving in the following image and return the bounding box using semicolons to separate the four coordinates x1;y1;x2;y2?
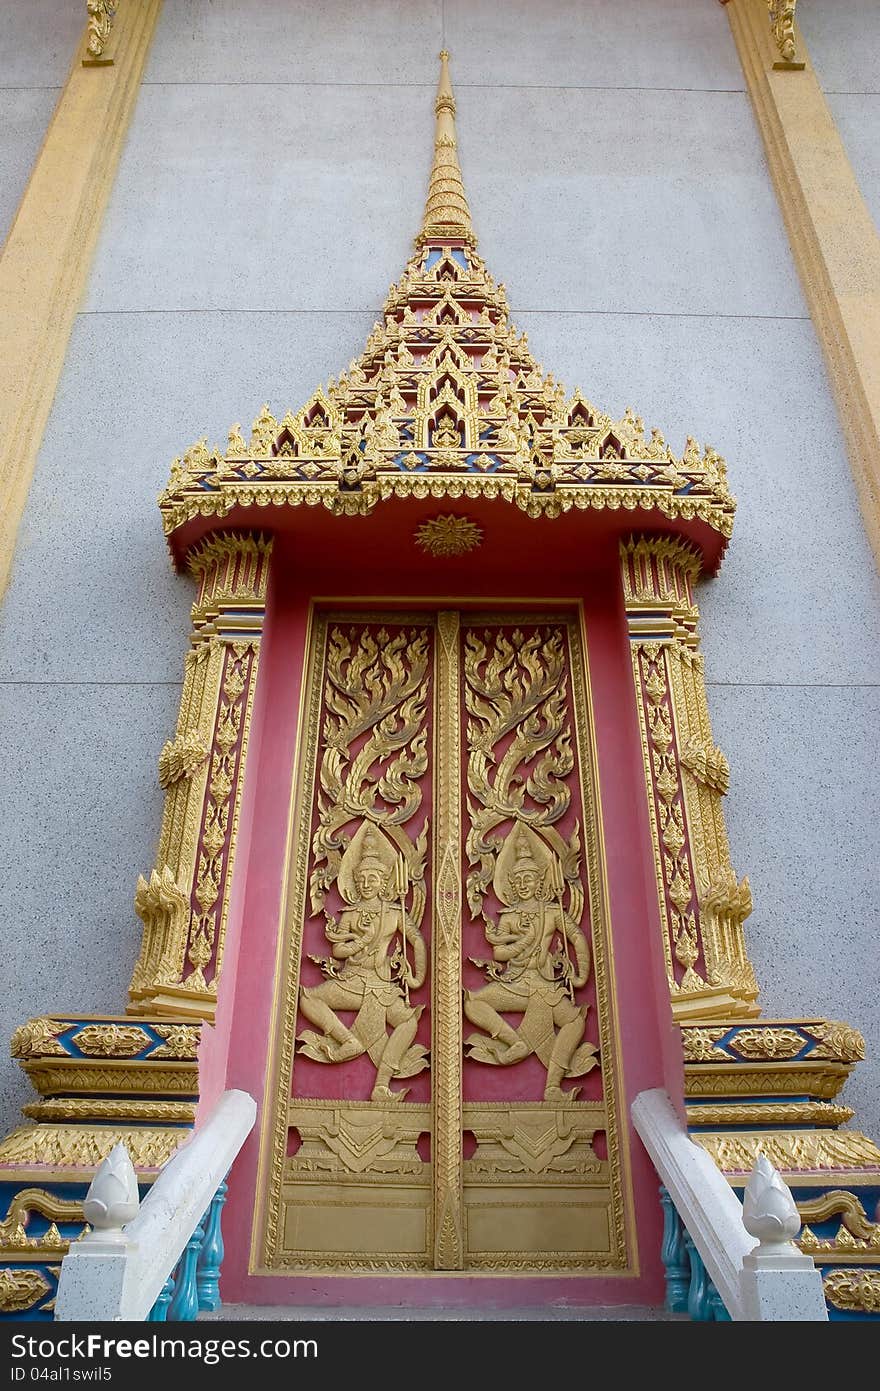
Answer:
364;398;400;456
298;822;428;1101
495;403;528;455
465;824;597;1101
432;410;463;449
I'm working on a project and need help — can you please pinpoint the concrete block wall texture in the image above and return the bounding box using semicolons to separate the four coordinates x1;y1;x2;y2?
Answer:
798;2;880;234
0;0;878;1137
0;2;84;245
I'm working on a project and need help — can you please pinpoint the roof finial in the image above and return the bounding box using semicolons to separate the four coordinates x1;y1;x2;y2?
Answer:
417;50;476;248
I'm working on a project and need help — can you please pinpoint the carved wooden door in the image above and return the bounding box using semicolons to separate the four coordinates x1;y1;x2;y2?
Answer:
258;609;629;1275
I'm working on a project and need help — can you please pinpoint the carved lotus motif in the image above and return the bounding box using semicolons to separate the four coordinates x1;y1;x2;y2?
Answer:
742;1153;801;1245
82;1142;139;1231
415;514;483;557
727;1027;804;1061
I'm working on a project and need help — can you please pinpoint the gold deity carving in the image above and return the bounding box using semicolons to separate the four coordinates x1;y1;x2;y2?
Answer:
297;821;429;1101
465;823;597;1101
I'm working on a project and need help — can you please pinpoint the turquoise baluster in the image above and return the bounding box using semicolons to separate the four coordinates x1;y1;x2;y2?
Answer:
708;1279;732;1321
197;1180;227;1313
147;1275;174;1322
659;1184;689;1313
683;1231;713;1321
167;1217;205;1322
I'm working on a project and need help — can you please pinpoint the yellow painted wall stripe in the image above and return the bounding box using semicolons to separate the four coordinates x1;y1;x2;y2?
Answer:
0;0;163;597
727;0;880;569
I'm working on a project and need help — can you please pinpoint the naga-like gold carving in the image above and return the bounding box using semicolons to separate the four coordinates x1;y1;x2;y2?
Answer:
680;737;730;795
694;1130;880;1175
297;626;430;1102
799;1191;880;1259
415;514;482;557
809;1020;865;1063
10;1017;68;1060
158;732;209;789
463;628;597;1100
823;1268;880;1314
0;1267;51;1314
84;0;117;64
129;533;271;1020
0;1189;83;1254
768;1;802;68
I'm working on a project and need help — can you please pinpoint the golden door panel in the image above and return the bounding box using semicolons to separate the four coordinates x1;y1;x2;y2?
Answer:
459;617;625;1269
259;609;629;1273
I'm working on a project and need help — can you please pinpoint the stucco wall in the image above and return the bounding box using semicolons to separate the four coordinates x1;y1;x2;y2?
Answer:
0;1;83;246
1;0;878;1142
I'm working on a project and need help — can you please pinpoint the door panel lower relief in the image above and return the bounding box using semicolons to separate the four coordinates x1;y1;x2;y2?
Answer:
259;609;630;1274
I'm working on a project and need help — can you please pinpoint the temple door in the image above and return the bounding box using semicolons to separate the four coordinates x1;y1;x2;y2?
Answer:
258;608;630;1275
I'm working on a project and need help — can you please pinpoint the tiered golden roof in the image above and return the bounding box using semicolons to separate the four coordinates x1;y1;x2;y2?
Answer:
160;54;735;552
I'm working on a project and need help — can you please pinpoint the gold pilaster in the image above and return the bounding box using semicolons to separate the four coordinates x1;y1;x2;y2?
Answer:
727;0;880;570
621;537;759;1021
0;0;164;599
128;533;272;1021
433;611;464;1269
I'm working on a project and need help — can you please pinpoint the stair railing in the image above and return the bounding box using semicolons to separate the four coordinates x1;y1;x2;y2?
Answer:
632;1088;828;1321
54;1089;256;1322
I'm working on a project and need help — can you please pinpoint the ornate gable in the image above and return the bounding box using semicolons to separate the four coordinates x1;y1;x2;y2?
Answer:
159;54;735;564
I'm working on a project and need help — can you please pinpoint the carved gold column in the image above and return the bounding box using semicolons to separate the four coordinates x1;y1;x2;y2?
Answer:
621;537;759;1021
128;532;272;1021
432;611;464;1268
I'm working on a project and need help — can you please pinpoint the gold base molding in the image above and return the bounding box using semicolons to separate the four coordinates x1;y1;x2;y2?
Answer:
0;0;164;597
726;0;880;569
682;1014;880;1316
0;1013;200;1317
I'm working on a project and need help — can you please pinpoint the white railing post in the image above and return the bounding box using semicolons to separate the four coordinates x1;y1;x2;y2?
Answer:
739;1154;828;1320
55;1089;256;1322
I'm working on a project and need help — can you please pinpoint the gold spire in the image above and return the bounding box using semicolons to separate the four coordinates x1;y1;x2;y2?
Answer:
417;50;476;247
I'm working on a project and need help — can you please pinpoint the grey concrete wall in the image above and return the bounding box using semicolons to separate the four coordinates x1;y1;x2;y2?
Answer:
799;0;880;232
0;1;83;246
1;0;878;1145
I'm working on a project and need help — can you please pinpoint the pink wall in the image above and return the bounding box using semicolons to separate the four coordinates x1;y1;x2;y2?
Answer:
199;518;683;1309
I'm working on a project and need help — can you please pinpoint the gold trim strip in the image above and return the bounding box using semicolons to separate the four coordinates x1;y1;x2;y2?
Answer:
0;0;164;597
727;0;880;568
433;611;463;1269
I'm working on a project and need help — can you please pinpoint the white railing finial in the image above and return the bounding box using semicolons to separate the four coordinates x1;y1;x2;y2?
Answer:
742;1152;801;1250
81;1141;140;1243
